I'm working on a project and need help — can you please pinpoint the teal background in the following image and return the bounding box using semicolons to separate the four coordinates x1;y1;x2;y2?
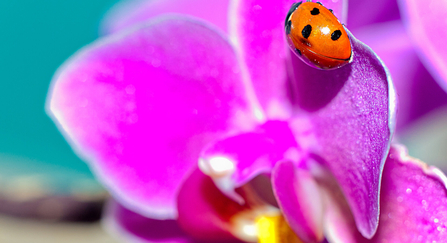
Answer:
0;1;119;182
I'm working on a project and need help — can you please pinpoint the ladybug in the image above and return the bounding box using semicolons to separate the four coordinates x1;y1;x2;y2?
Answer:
285;1;352;70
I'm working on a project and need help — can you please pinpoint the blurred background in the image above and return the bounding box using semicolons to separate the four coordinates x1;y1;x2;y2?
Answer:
0;0;120;242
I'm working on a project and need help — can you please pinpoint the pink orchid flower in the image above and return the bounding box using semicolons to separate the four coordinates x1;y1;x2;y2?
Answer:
46;0;447;242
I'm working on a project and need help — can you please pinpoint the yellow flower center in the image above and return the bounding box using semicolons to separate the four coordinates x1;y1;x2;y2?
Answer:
256;215;303;243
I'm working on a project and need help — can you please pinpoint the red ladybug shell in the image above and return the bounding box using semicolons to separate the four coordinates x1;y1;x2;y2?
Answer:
285;1;352;70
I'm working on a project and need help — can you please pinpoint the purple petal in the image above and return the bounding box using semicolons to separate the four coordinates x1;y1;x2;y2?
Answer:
347;0;400;30
399;0;447;91
177;168;246;242
353;21;447;130
230;0;346;118
47;17;260;219
103;200;195;243
289;31;396;238
272;160;324;243
314;162;359;243
325;145;447;242
101;0;230;35
199;120;301;202
371;145;447;241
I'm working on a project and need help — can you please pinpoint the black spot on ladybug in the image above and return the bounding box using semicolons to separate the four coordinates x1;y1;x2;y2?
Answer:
316;2;323;5
286;20;292;35
302;25;312;39
285;2;302;26
310;8;320;15
331;30;342;40
328;9;333;13
295;48;302;56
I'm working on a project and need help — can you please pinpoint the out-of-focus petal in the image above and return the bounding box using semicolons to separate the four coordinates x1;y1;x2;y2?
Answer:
347;0;400;29
177;168;246;242
103;200;196;243
324;145;447;243
47;18;260;219
289;31;396;238
101;0;230;35
199;120;301;202
399;0;447;91
230;0;347;118
272;160;324;243
353;20;447;130
399;105;447;168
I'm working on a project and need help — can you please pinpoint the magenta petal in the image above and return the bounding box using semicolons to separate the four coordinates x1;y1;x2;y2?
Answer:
289;31;396;238
101;0;230;35
199;121;301;201
272;160;324;243
177;168;246;242
325;145;447;242
399;0;447;91
370;145;447;241
230;0;346;118
47;18;260;219
104;200;195;243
